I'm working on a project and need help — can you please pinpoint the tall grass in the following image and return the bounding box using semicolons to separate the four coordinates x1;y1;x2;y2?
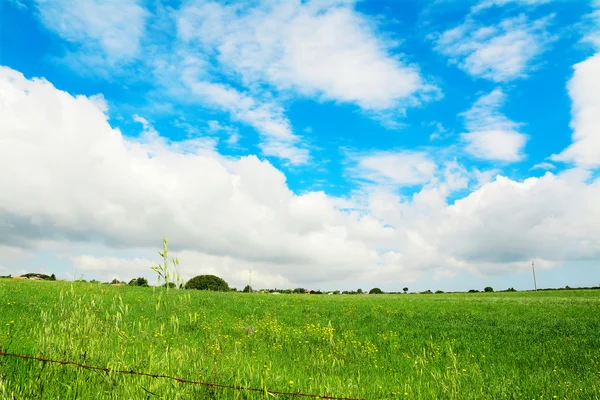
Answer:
1;280;599;399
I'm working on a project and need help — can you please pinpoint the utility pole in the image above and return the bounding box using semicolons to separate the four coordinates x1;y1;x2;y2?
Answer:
532;260;537;291
249;269;252;288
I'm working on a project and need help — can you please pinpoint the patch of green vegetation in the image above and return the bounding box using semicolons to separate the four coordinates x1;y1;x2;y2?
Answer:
0;280;599;399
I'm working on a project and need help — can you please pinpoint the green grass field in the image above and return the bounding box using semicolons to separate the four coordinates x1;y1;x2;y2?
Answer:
0;280;599;399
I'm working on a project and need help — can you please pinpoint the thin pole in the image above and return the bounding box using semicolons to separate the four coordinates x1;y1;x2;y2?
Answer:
249;270;252;288
532;260;537;291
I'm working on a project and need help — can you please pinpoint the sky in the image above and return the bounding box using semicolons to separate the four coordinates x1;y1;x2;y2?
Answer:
0;0;599;292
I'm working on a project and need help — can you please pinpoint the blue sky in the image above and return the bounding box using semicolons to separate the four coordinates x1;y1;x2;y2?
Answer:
0;0;599;292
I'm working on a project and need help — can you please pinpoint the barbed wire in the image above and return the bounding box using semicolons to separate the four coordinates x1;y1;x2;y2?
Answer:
0;351;365;400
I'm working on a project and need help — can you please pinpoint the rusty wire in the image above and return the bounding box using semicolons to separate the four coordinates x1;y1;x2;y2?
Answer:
0;351;365;399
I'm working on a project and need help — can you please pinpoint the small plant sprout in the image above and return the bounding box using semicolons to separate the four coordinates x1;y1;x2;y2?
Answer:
151;237;183;290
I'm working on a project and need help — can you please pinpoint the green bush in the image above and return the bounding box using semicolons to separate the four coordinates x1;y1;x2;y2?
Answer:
369;288;383;294
293;288;306;294
184;275;229;292
435;290;445;294
484;286;494;293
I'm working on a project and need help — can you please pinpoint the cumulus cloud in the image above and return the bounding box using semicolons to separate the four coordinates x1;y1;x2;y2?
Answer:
432;14;554;82
177;0;439;113
2;67;600;289
460;89;528;162
551;54;600;168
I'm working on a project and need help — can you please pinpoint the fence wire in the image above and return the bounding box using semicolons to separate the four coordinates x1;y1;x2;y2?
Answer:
0;351;365;400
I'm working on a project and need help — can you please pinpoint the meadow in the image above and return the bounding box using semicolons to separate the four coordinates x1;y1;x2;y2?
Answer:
0;280;599;399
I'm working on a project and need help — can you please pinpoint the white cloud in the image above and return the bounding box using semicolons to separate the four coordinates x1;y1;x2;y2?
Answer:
7;0;27;9
583;1;600;49
433;14;554;82
472;0;552;14
0;66;384;287
154;54;309;165
34;0;149;65
437;172;600;264
460;89;528;162
177;0;439;113
2;66;600;289
348;151;437;187
551;54;600;167
531;161;556;170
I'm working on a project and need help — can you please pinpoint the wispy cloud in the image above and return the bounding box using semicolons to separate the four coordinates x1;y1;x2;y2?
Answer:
531;161;556;170
460;89;528;162
34;0;149;67
347;150;437;188
471;0;553;14
432;14;554;82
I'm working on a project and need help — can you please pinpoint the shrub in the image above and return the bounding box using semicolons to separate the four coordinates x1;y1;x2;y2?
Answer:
50;273;56;281
484;286;494;293
435;290;445;294
162;282;177;289
184;275;229;292
369;288;383;294
422;290;433;294
468;289;480;293
357;289;363;294
293;288;306;294
506;287;517;292
243;285;253;293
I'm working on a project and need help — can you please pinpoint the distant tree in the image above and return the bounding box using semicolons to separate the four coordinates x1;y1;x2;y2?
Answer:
422;290;433;294
22;273;52;280
369;288;383;294
357;288;363;294
185;275;229;292
435;290;445;294
333;290;340;295
242;285;253;293
468;289;479;293
110;278;120;284
129;277;149;287
293;288;307;294
505;287;517;292
50;273;56;281
162;282;177;289
283;289;293;294
403;287;409;294
484;286;494;293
